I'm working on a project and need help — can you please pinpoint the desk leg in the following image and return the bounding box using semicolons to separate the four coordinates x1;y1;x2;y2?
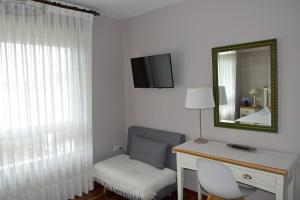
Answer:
275;176;285;200
197;181;202;200
288;172;295;200
177;155;183;200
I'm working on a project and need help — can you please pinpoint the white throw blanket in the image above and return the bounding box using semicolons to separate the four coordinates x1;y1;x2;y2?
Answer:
93;154;177;200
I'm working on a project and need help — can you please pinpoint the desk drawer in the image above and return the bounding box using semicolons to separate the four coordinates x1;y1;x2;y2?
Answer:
231;166;276;189
179;153;197;169
178;153;276;190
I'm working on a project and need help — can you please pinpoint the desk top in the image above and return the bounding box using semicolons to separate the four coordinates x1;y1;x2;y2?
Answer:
174;140;298;176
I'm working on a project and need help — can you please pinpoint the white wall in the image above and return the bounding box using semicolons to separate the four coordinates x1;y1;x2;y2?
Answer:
123;0;300;199
92;16;125;163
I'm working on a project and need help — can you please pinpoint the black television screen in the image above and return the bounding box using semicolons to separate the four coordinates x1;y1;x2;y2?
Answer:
130;53;174;88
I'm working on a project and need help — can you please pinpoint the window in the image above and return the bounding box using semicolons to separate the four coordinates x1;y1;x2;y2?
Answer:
0;43;75;170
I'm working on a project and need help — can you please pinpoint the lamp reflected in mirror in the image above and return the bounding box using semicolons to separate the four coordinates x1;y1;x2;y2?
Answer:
219;86;228;105
249;88;259;106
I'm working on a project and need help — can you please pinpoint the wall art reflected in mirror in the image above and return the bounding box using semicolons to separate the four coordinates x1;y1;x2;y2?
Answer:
212;39;278;132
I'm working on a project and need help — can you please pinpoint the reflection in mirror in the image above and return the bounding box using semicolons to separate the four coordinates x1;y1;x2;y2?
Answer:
213;39;277;132
218;47;271;126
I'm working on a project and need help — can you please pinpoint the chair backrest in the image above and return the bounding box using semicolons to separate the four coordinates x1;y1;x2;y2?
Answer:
196;159;243;199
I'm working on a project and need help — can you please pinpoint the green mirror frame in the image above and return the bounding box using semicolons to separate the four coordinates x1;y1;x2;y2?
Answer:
212;39;278;133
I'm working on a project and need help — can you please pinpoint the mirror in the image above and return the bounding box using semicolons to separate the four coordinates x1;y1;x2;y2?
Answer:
212;39;278;133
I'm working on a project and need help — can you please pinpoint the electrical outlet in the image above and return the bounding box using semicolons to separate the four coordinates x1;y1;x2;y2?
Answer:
113;145;123;152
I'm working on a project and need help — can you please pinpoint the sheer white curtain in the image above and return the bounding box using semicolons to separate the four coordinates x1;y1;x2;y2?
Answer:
0;2;94;200
218;51;237;121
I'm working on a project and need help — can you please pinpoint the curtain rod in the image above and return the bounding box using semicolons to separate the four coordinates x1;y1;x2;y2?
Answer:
31;0;100;16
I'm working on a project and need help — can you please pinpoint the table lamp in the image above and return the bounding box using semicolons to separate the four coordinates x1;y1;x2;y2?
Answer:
185;87;215;144
249;88;259;106
219;86;228;105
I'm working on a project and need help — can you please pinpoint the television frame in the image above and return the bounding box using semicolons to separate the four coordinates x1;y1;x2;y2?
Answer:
130;53;174;89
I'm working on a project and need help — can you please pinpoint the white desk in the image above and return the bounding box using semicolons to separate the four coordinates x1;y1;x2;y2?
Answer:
174;140;298;200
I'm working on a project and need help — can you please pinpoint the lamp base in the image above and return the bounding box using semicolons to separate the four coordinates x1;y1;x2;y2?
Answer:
194;138;208;144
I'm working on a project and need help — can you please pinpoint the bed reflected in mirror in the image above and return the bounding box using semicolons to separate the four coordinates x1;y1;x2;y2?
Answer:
212;39;278;133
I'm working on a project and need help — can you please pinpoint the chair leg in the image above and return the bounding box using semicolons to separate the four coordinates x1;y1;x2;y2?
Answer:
212;195;224;200
207;194;225;200
207;194;246;200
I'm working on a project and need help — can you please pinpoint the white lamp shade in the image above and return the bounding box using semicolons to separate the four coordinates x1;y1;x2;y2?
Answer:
219;86;228;105
185;87;215;109
249;88;259;95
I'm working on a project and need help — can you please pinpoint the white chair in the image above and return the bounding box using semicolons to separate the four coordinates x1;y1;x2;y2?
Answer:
196;159;256;200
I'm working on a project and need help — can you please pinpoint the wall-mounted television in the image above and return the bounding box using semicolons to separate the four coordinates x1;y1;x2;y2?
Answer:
130;53;174;88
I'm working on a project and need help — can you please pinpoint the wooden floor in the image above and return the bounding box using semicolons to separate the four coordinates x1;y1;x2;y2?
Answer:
73;182;201;200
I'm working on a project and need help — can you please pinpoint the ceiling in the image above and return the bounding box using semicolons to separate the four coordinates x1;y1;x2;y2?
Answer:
62;0;184;19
